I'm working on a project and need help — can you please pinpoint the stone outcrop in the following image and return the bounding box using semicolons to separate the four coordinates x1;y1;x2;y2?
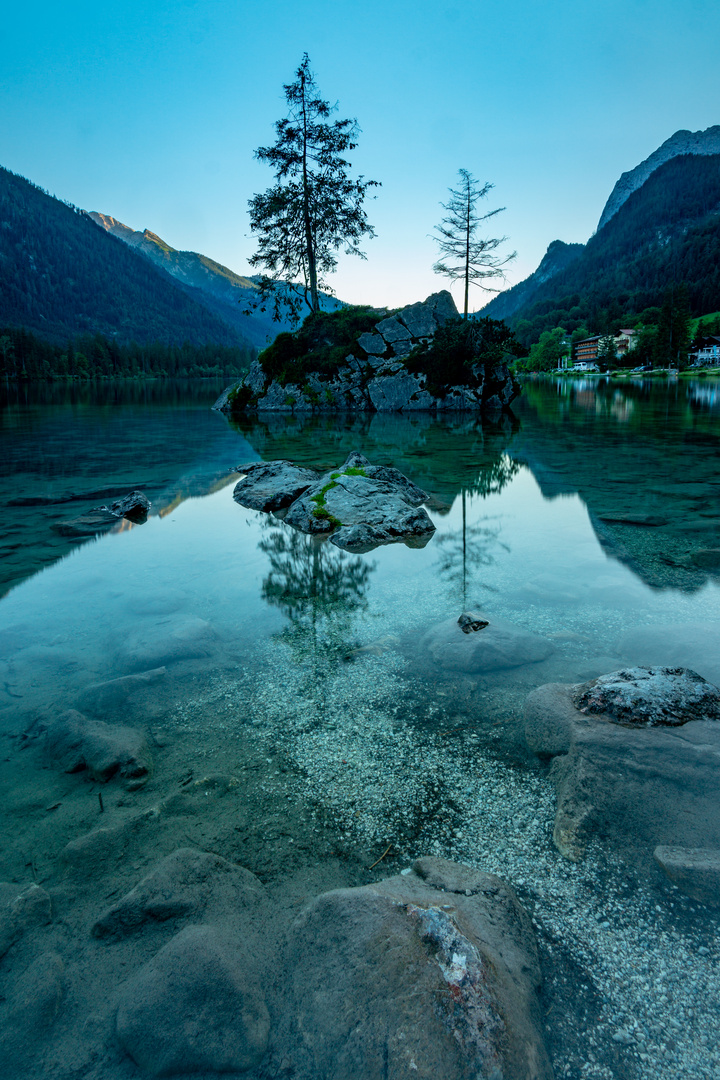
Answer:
234;451;436;553
213;291;520;416
524;667;720;867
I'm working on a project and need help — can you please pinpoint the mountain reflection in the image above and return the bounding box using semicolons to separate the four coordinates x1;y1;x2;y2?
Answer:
516;376;720;592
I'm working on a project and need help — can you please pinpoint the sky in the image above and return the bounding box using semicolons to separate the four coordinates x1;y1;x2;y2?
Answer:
3;0;720;312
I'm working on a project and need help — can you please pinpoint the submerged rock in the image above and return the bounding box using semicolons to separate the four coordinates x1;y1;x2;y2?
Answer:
0;883;52;960
93;847;266;939
30;709;152;786
653;846;720;906
421;612;555;672
524;668;720;862
272;856;552;1080
116;925;270;1077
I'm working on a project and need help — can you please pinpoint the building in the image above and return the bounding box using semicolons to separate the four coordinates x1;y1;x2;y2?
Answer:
574;335;602;365
614;329;636;357
691;336;720;365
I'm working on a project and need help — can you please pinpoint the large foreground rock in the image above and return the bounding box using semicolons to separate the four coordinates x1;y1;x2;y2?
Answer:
116;925;270;1077
272;857;553;1080
421;611;555;673
524;667;720;864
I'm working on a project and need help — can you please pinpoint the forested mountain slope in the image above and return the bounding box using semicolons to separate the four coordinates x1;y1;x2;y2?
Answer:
499;154;720;344
0;167;250;347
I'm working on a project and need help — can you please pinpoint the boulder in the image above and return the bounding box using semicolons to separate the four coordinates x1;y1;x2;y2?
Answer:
92;490;150;523
653;846;720;906
30;709;152;786
93;848;266;939
421;613;555;673
272;856;552;1080
375;315;412;344
0;883;52;960
523;669;720;861
282;452;436;551
116;925;270;1077
232;459;321;512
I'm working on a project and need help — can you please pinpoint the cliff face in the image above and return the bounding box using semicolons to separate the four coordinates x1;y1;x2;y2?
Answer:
597;125;720;231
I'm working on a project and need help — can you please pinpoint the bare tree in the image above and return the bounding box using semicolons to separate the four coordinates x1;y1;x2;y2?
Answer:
432;169;515;318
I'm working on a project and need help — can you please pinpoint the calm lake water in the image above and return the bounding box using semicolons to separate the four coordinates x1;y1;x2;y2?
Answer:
1;376;719;1079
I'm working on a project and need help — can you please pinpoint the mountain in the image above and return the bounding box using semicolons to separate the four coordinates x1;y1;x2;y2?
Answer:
484;152;720;344
0;167;250;348
597;125;720;230
88;213;276;346
478;240;584;321
89;213;344;346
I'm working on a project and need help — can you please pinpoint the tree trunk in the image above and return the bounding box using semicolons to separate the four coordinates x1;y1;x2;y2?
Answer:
463;178;471;319
300;69;319;312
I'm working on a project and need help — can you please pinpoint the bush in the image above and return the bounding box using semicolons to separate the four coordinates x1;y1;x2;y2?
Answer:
258;306;380;384
406;316;522;395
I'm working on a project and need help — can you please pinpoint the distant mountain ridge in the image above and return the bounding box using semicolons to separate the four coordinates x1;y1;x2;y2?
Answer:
479;240;585;322
483;145;720;343
597;125;720;230
89;212;343;346
0;166;251;348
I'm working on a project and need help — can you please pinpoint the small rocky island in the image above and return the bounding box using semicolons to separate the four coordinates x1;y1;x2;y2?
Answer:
213;291;521;415
233;451;436;552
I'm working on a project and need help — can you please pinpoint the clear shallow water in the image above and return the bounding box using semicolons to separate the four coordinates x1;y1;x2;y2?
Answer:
1;376;720;1079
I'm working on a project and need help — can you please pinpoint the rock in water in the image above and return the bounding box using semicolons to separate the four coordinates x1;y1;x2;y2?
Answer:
523;668;720;862
233;459;321;511
29;709;152;786
272;857;552;1080
92;490;150;523
116;925;270;1077
421;613;554;672
236;451;436;553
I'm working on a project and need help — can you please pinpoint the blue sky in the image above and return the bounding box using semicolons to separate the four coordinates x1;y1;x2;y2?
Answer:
3;0;720;311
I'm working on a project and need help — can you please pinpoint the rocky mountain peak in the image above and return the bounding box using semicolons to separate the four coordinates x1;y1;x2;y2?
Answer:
597;124;720;231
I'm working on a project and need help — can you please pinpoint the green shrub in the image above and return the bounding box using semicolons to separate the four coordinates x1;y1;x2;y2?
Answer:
258;306;381;384
406;316;522;396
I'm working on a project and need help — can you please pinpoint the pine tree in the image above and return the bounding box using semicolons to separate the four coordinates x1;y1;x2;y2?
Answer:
248;55;379;323
432;169;515;318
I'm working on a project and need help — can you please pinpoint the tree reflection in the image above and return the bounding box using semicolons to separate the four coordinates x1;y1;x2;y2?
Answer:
434;453;518;607
259;518;374;663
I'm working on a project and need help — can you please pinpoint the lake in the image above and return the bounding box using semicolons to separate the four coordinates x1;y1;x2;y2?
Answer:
1;375;719;1079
